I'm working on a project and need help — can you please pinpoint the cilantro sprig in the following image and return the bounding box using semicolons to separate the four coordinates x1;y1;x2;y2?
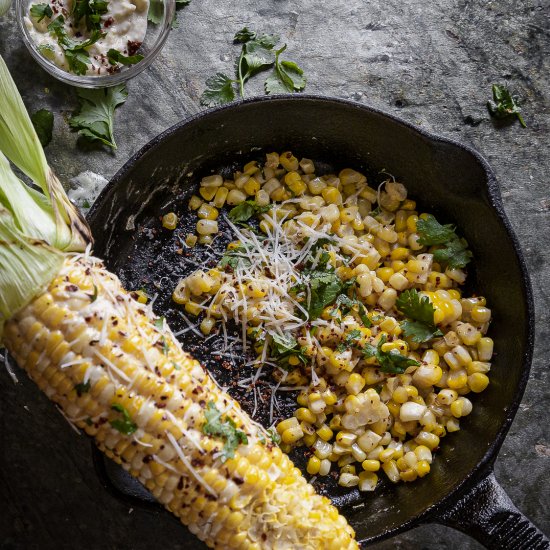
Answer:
332;293;372;327
110;403;137;435
228;200;273;223
362;334;419;374
30;3;53;22
72;0;108;31
107;49;144;66
487;84;526;128
200;27;306;107
336;329;362;353
270;334;308;368
69;85;128;149
47;16;104;75
202;402;248;462
416;214;472;269
219;245;252;270
396;289;443;343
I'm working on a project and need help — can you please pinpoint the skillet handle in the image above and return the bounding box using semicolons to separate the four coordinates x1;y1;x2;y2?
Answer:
435;470;549;549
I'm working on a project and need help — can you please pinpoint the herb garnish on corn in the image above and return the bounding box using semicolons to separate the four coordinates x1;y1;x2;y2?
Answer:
0;56;358;550
175;150;494;491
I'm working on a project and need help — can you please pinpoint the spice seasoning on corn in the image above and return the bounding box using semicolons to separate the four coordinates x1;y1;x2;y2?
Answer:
176;152;493;491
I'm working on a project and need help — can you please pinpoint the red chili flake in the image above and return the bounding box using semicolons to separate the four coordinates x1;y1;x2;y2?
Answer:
65;284;78;292
127;40;141;56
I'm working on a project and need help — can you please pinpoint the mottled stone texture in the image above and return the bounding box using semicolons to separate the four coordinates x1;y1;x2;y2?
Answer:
0;0;548;548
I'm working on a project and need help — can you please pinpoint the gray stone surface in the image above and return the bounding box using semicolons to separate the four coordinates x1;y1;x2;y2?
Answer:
0;0;549;548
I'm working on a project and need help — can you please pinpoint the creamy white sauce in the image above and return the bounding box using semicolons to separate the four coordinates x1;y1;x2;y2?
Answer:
25;0;149;76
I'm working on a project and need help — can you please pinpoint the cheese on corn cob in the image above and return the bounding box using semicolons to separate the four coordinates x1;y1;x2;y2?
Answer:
0;57;358;548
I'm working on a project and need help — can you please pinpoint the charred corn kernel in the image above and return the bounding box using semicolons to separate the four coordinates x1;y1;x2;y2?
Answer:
456;323;481;346
307;177;327;195
296;392;309;407
378;288;397;310
471;305;491;323
447;418;461;432
468;373;489;393
212;187;229;208
307;456;321;475
322;389;338;406
280;151;299;171
322;187;343;205
450;397;473;418
185;234;198;247
447;369;468;389
406;215;418;233
295;408;316;424
199;186;217;201
316;424;334;442
467;361;491;375
299;158;315;174
415;431;440;450
392;386;409;404
318;459;331;476
413;365;443;387
382;460;400;483
313;438;332;460
277;417;299;434
345;373;365;395
226;189;247;205
188;195;203;210
282;425;304;444
201;174;223;188
271;186;291;201
339;473;359;488
329;416;342;432
197;203;219;220
184;301;202;316
134;289;148;304
196;219;218;236
357;471;377;492
254;189;270;207
451;345;472;366
199;317;215;335
198;234;213;244
415;460;430;477
243;178;260;196
414;445;432;463
336;431;357;447
394;212;408;233
361;459;380;472
379;448;396;463
437;389;458;405
303;433;317;447
400;469;418;482
477;337;494;361
162;212;178;230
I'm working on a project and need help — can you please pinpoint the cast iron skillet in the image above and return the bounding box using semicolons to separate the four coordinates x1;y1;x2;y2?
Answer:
88;96;548;549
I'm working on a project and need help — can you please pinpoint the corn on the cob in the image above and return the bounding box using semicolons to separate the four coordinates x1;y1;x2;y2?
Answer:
3;254;358;549
0;55;358;549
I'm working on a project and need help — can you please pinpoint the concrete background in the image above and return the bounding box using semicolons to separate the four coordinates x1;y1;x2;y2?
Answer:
0;0;549;548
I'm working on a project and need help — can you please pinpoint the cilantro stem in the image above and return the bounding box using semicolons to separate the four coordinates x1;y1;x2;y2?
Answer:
237;50;246;98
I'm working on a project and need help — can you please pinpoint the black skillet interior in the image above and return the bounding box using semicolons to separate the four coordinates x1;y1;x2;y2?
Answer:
88;96;533;544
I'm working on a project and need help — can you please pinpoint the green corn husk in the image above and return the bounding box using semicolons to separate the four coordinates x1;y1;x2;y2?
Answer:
0;55;92;338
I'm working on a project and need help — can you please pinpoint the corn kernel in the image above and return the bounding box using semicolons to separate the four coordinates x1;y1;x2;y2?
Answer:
161;212;178;230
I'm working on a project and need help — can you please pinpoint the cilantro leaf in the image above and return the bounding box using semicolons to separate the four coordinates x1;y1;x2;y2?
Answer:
362;335;419;374
200;73;236;107
333;293;372;327
72;0;108;31
336;328;362;352
487;84;526;128
234;27;256;43
306;272;346;320
31;109;54;147
110;403;137;435
415;213;473;269
396;289;443;343
228;200;272;223
416;214;456;246
271;334;308;368
396;289;436;326
47;16;104;75
147;0;163;23
69;85;128;149
203;402;248;461
30;3;53;22
267;427;281;445
154;317;165;331
433;238;473;269
265;44;306;94
107;49;144;66
219;246;251;270
75;380;91;396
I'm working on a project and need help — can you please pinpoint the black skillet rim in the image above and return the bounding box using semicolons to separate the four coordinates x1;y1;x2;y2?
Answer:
88;94;535;543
